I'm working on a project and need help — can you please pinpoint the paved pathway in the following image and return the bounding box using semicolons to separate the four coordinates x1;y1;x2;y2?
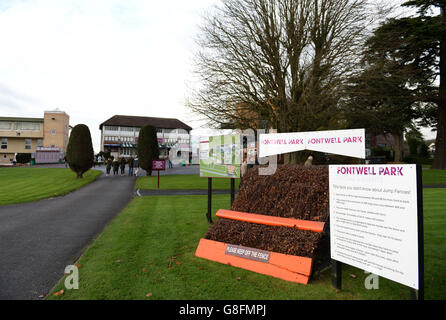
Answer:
0;173;135;300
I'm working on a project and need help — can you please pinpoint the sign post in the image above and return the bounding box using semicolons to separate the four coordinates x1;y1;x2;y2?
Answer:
200;135;241;222
151;160;166;189
230;178;235;207
207;177;213;224
331;260;342;290
328;164;424;299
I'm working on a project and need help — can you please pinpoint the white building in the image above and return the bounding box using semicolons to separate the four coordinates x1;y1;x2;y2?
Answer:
99;115;192;164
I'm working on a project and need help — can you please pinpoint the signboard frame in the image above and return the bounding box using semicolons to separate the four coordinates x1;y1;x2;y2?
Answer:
199;134;241;179
152;159;166;189
259;128;365;159
199;134;241;223
328;164;424;300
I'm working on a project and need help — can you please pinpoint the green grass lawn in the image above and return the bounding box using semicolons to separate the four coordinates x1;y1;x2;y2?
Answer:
136;174;240;190
422;169;446;185
0;167;102;205
48;188;445;300
134;170;444;190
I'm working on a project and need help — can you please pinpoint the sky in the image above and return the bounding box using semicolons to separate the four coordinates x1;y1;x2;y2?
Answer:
0;0;437;153
0;0;219;152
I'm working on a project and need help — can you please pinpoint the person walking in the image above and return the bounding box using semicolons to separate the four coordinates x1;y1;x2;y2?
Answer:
134;157;139;176
120;157;126;176
112;158;119;176
106;158;112;176
167;155;173;169
128;156;134;176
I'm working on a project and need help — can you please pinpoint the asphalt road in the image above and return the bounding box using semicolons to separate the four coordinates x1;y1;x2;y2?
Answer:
0;173;136;300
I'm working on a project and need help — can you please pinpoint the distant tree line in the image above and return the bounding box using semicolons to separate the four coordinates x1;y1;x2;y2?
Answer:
188;0;446;169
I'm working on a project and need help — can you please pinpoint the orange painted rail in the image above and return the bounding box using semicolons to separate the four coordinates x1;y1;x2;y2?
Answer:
216;209;325;233
195;238;312;284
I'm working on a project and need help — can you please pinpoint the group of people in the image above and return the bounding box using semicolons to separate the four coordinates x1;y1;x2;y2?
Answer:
102;156;139;177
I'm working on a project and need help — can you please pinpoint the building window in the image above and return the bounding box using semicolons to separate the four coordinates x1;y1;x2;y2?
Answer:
105;126;118;131
0;121;12;130
25;139;32;149
1;138;7;149
14;122;41;131
120;126;134;132
37;139;43;147
51;129;56;135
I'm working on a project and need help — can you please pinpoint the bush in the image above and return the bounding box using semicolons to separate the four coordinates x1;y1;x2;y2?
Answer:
16;153;31;164
371;146;394;162
137;125;159;176
66;124;94;178
403;156;433;166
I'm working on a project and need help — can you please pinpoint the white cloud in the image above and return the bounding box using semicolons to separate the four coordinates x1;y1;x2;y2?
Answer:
0;0;217;151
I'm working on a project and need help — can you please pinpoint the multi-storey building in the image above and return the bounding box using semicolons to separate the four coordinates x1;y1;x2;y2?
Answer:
0;109;70;164
99;115;192;163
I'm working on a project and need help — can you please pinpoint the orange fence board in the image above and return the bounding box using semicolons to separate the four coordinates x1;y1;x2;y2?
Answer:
216;209;325;232
195;238;312;284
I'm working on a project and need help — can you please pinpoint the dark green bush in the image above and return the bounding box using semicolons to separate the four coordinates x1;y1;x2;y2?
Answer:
16;153;31;164
371;146;394;162
403;156;433;165
137;125;159;176
66;124;94;178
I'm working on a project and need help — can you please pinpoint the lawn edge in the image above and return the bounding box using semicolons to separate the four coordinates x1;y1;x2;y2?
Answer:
45;177;137;300
0;169;103;206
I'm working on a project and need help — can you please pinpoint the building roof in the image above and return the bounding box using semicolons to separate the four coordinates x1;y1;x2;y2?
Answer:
99;115;192;131
0;116;44;122
44;108;69;116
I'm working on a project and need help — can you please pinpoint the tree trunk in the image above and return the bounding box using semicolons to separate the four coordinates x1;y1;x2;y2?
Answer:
432;6;446;170
392;132;403;163
432;105;446;169
77;172;83;179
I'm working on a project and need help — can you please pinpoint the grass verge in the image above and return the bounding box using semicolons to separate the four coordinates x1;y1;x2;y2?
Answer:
136;174;240;190
48;188;445;300
0;168;102;205
135;170;445;190
422;169;446;185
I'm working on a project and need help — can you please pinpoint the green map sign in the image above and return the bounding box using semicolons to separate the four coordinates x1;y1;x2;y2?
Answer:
199;134;241;178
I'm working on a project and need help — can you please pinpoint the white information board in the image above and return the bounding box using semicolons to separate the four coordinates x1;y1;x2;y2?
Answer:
329;164;420;289
259;128;365;159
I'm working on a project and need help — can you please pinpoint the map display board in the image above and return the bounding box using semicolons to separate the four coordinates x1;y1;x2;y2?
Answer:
200;134;241;178
329;164;420;289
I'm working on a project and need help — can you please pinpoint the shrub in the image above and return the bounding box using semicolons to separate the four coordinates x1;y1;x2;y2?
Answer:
137;125;159;175
403;156;433;166
371;146;394;162
16;153;31;164
66;124;94;178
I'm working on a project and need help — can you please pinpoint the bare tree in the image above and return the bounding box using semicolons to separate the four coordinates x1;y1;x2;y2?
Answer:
188;0;382;163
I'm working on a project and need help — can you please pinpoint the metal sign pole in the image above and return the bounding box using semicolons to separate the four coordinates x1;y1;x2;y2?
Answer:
331;259;342;290
412;164;424;300
207;177;213;224
230;178;235;207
